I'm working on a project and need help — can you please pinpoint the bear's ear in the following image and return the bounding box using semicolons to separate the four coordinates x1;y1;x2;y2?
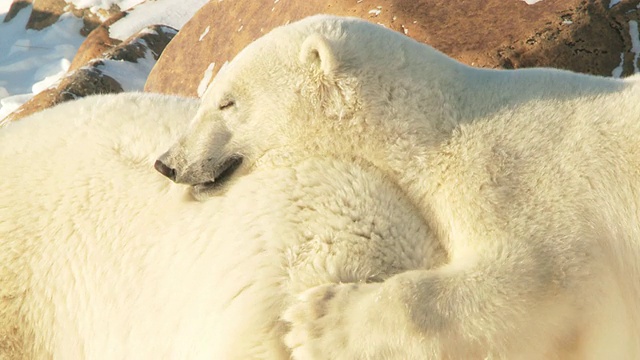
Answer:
299;34;337;77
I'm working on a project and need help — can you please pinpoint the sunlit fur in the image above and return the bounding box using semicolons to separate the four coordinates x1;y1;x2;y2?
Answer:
159;15;640;359
0;93;444;358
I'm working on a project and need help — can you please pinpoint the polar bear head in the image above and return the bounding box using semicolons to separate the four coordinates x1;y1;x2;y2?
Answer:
155;15;455;200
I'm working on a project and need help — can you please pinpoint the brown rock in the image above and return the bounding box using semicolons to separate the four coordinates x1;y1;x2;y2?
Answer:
5;66;123;121
69;12;127;71
104;24;178;62
145;0;640;98
68;12;178;71
6;24;178;122
25;0;68;30
488;0;640;77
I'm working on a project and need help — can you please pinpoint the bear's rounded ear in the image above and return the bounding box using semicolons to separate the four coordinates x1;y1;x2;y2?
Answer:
299;34;337;77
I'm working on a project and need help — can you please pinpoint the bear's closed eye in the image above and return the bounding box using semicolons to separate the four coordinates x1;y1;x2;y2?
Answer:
219;99;235;110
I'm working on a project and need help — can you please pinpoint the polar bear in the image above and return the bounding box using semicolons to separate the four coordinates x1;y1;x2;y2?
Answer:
156;15;640;359
0;93;444;359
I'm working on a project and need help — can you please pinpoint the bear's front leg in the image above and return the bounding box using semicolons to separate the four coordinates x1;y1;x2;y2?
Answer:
283;281;435;360
284;253;588;360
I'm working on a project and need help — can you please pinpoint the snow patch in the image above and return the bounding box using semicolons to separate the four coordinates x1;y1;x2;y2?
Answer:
609;0;621;8
199;26;210;41
0;0;12;15
368;6;381;16
32;58;71;93
612;52;625;78
629;20;640;74
197;62;216;98
139;27;159;36
108;0;207;40
0;94;31;123
64;0;145;12
521;0;543;4
63;0;145;21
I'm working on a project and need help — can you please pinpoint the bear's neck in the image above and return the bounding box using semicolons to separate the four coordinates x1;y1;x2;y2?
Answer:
450;63;628;124
387;48;628;131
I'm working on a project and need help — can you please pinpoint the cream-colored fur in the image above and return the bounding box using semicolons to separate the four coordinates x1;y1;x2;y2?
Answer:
157;15;640;359
0;93;443;358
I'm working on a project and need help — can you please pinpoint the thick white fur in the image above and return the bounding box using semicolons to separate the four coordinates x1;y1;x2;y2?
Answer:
158;15;640;359
0;93;444;358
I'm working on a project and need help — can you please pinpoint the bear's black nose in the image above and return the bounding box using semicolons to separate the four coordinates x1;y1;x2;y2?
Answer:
154;159;177;182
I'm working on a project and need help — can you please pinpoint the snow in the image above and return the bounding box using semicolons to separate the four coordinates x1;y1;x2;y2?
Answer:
0;0;11;14
612;52;625;78
609;0;622;8
521;0;543;4
199;26;210;41
197;60;229;98
629;20;640;74
65;0;145;13
0;8;85;121
108;0;207;40
197;62;215;97
368;7;381;16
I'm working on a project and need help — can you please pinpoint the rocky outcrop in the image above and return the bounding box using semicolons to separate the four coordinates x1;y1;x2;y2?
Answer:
68;12;127;70
6;24;177;121
145;0;640;97
4;0;639;121
4;67;123;121
488;0;640;77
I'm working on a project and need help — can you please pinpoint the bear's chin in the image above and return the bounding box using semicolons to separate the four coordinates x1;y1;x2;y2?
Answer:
188;156;244;201
189;182;232;201
189;185;218;201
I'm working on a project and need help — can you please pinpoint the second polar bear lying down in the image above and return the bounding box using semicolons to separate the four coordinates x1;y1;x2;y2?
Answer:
0;93;444;358
156;15;640;360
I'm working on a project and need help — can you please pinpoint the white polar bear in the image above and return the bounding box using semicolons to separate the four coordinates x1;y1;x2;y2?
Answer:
0;93;444;358
156;15;640;359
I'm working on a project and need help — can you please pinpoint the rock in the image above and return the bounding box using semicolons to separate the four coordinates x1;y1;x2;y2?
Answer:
145;0;640;98
489;0;640;77
5;24;177;122
105;25;177;64
25;0;70;30
70;14;177;70
68;12;127;70
4;67;123;121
